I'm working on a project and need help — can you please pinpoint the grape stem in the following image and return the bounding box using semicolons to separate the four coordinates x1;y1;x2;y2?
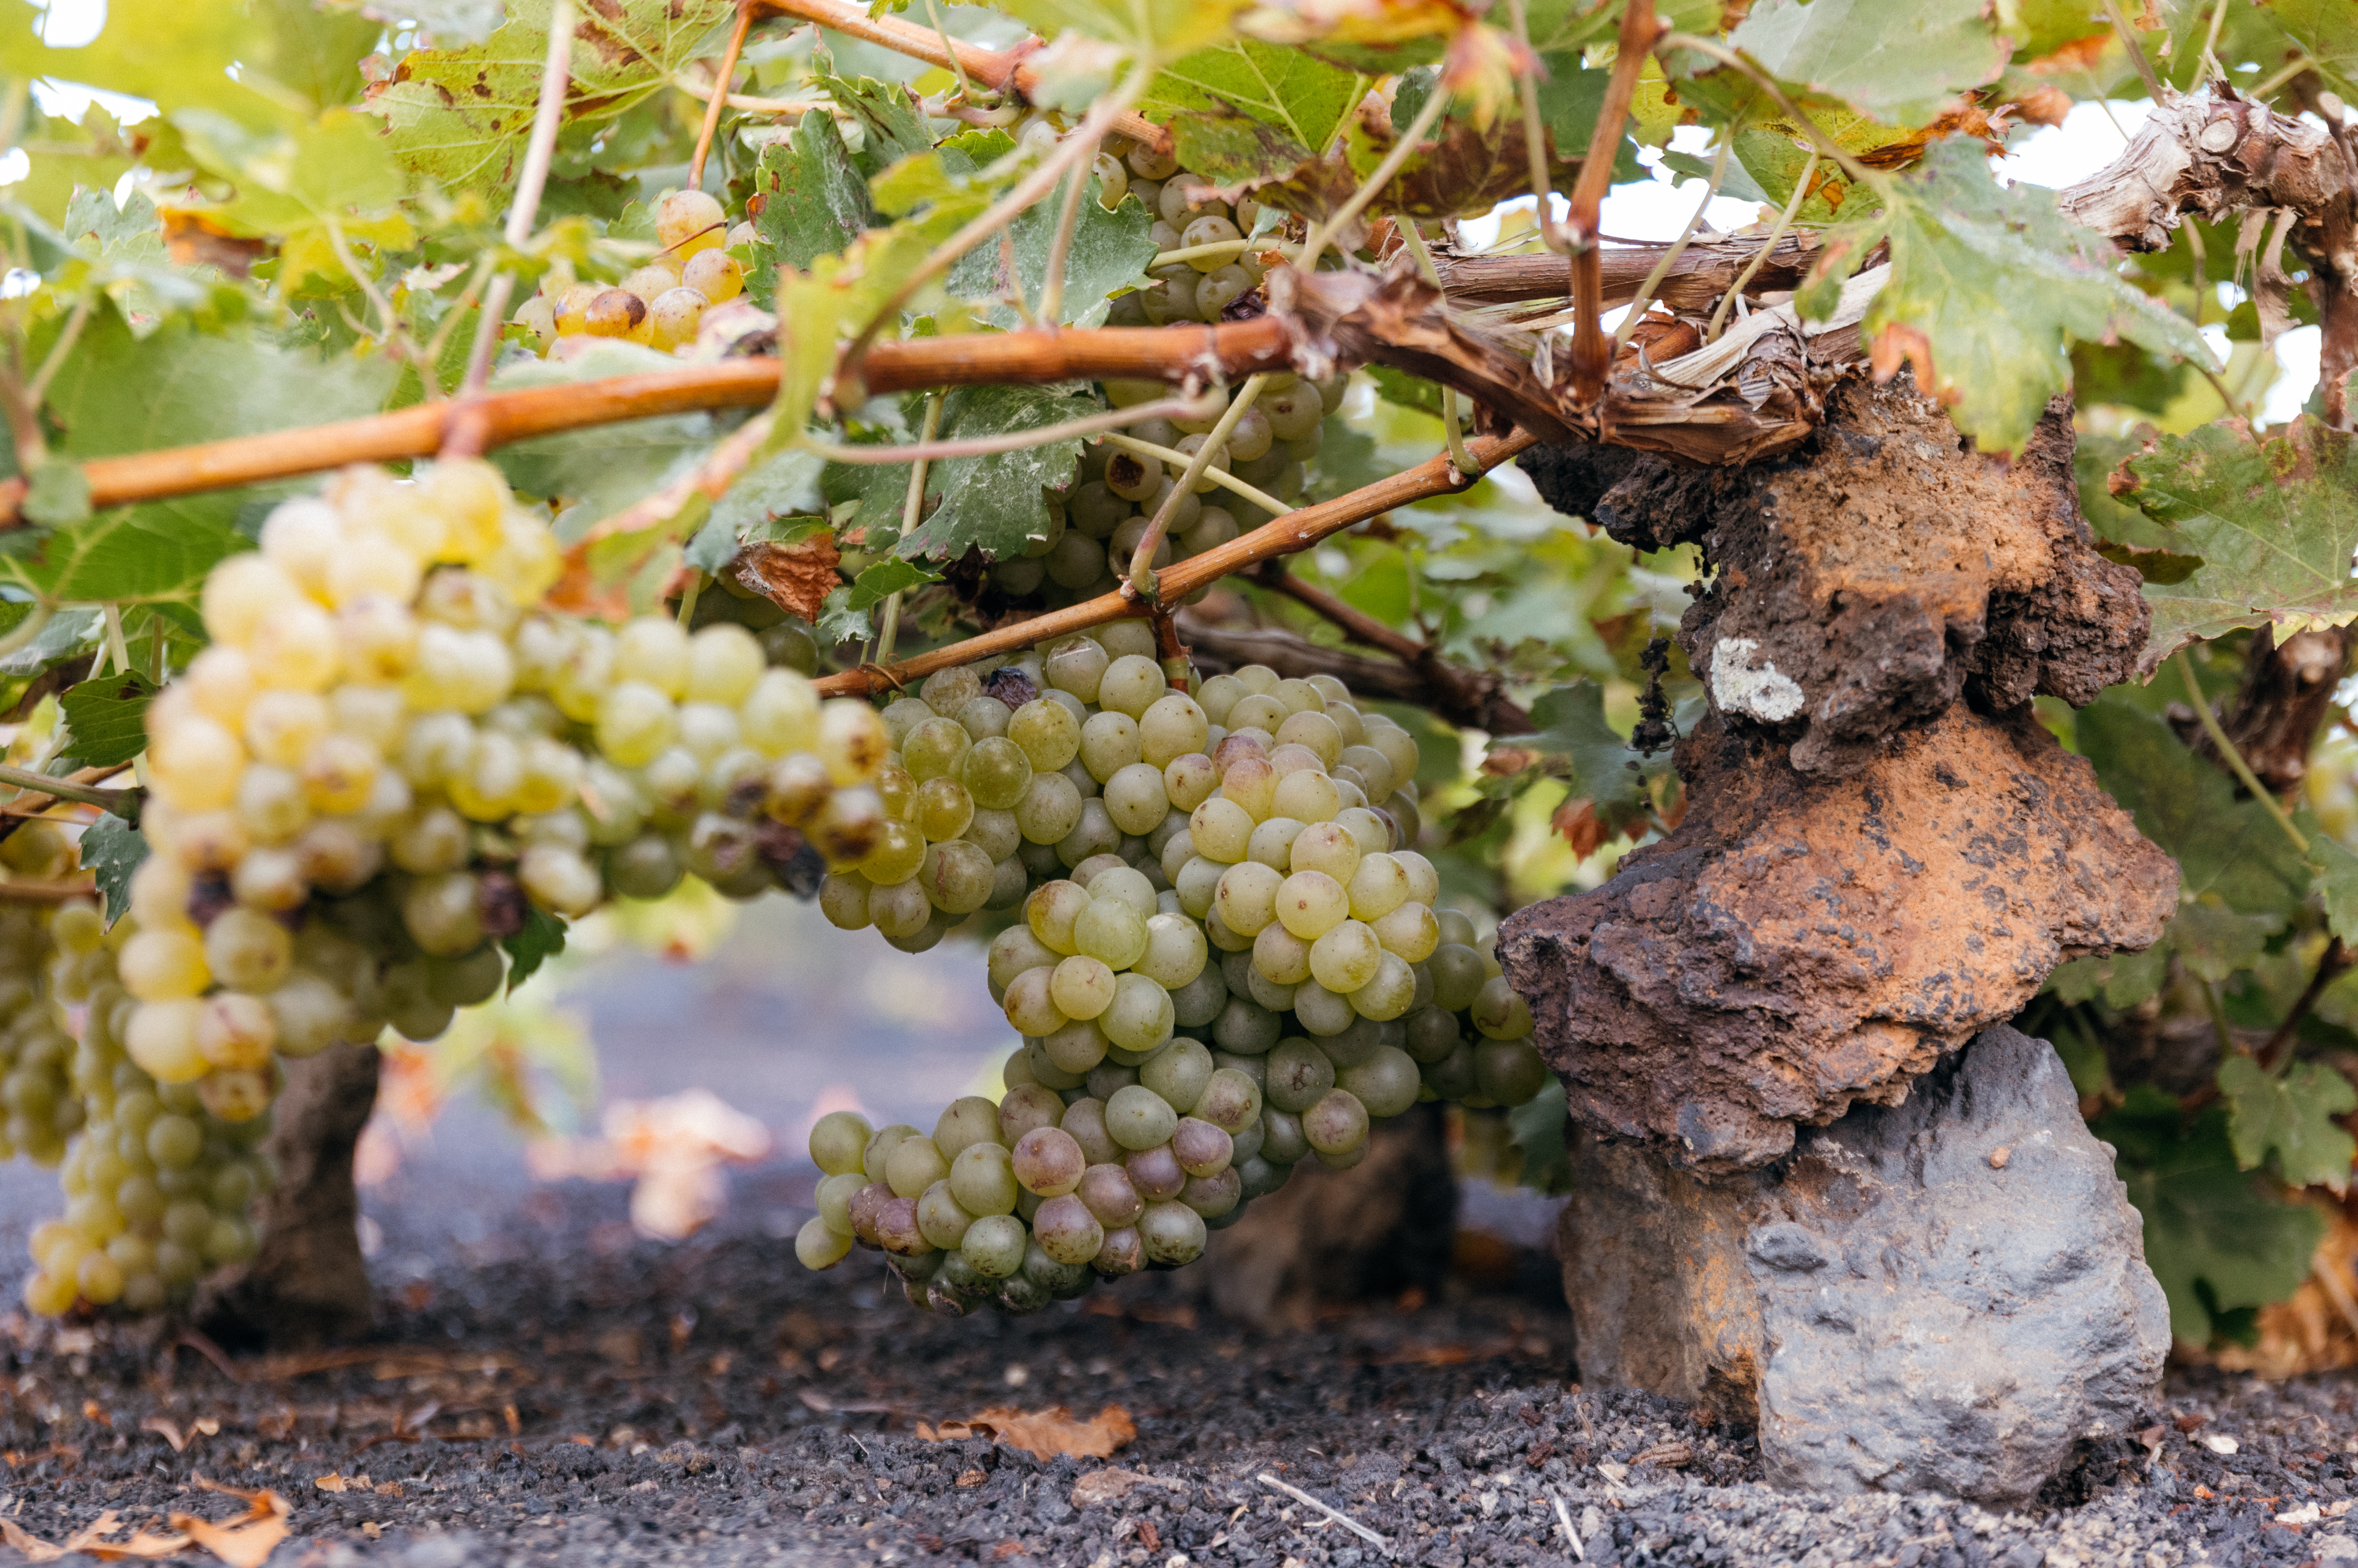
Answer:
1033;154;1094;327
1559;0;1663;406
689;1;758;192
1611;133;1728;353
0;763;139;820
460;0;578;400
810;427;1536;698
802;389;1223;465
1097;431;1286;518
752;0;1170;150
1127;372;1269;604
1706;149;1818;342
834;61;1157;394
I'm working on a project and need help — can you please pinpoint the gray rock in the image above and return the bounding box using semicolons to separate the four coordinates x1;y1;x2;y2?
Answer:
1560;1024;2170;1503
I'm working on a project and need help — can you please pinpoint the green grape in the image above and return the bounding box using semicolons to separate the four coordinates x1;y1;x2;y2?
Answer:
1027;880;1091;954
1139;1199;1206;1265
1078;712;1142;782
1104;1085;1178;1150
1009;699;1083;771
903;717;971;783
1214;861;1282;936
1101;973;1175;1054
1033;1194;1104;1266
1246;816;1307;871
1264;1037;1336;1114
1291;978;1356;1036
1350;951;1417;1021
1472;974;1534;1039
917;1181;975;1250
919;840;995;914
1189;799;1255;863
1050;955;1118;1020
1011;1126;1085;1196
961;737;1034;811
1102;762;1171;836
1372;901;1440;962
1289;821;1361;883
860;819;927;885
1251;924;1312;992
1074;896;1149;968
1308;919;1383;993
950;1141;1020;1215
1475;1039;1549;1105
1056;799;1123;868
1228;694;1288;736
1132;913;1208;989
961;1213;1028;1277
1274;870;1349;940
884;1134;951;1199
1044;637;1111;702
989;925;1061;991
1221;755;1278;818
798;1216;854;1270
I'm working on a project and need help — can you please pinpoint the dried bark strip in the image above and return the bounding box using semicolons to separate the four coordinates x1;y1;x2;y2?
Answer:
2058;87;2356;425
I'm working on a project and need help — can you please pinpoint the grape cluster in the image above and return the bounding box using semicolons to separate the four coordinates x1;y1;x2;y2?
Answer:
123;458;889;1127
0;829;91;1168
21;908;274;1317
523;191;755;355
794;636;1543;1313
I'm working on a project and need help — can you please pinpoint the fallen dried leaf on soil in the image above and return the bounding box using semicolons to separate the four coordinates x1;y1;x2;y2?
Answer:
1071;1469;1191;1508
0;1510;187;1562
918;1405;1137;1460
169;1481;290;1568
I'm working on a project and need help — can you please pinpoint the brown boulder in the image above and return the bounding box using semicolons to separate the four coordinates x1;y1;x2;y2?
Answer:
1523;376;2148;775
1498;706;2177;1172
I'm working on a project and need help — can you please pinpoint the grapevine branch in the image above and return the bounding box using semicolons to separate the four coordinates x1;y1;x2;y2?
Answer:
1239;559;1531;733
1560;0;1662;405
809;428;1540;697
753;0;1170;150
689;1;758;191
0;321;1294;528
460;0;576;401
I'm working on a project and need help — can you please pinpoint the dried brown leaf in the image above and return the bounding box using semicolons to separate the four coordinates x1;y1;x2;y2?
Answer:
733;537;841;621
917;1404;1137;1461
169;1482;291;1568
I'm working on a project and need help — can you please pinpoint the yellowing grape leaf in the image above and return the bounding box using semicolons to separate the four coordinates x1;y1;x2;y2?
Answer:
367;0;735;196
2218;1054;2358;1196
999;0;1243;58
1727;0;2007;128
2115;416;2358;670
1804;139;2213;454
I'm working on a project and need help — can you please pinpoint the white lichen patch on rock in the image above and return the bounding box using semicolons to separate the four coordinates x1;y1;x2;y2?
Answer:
1711;638;1806;722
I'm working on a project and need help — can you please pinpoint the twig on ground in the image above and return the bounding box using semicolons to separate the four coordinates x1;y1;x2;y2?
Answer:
1257;1473;1390;1556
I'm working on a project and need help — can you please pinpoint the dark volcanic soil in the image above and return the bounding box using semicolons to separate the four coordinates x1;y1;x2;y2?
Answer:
0;1169;2353;1568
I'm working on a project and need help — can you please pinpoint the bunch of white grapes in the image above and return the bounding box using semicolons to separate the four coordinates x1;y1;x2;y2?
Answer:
793;634;1543;1312
121;457;890;1127
0;905;83;1168
22;907;274;1317
523;191;754;355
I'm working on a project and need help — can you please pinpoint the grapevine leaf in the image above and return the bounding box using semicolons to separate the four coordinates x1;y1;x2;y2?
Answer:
489;342;726;529
2114;416;2358;672
2098;1088;2326;1345
1497;681;1658;818
2267;0;2358;98
249;0;384;112
2217;1054;2358;1195
1724;0;2007;128
2314;836;2358;947
943;178;1157;328
994;0;1243;60
818;557;939;644
381;0;509;46
0;512;253;607
750;112;874;301
58;671;158;769
503;906;568;992
1141;42;1363;155
2164;901;2280;985
35;302;400;533
1522;0;1722;55
0;0;286;127
2045;944;2169;1011
1506;1077;1573;1196
366;0;736;196
896;385;1099;562
22;463;92;528
816;74;935;176
2073;697;2307;918
1817;140;2215;455
1368;365;1444;417
684;451;827;573
77;814;149;926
